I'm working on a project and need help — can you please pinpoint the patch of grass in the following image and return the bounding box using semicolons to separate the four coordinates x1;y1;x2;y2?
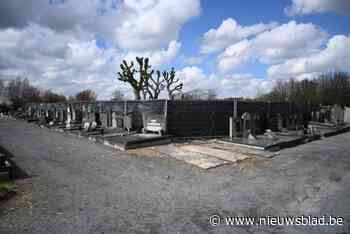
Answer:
0;181;17;199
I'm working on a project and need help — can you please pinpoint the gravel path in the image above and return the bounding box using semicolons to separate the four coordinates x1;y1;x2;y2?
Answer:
0;119;349;234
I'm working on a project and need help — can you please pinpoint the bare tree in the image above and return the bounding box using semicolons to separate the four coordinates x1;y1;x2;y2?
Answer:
3;77;67;107
117;58;184;100
117;57;153;100
258;71;350;105
317;71;350;105
162;68;183;100
41;90;66;103
144;70;165;100
75;89;97;102
8;77;41;108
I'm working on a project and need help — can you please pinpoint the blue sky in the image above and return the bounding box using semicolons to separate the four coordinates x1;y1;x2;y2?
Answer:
0;0;349;99
179;0;350;77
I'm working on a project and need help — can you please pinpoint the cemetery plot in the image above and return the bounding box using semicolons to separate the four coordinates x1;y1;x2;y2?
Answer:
20;101;350;156
137;140;274;170
102;133;171;150
308;121;350;137
222;133;315;151
204;140;278;158
154;144;228;169
178;144;249;163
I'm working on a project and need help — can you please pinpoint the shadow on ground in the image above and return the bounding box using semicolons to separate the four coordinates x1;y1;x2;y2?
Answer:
0;145;31;180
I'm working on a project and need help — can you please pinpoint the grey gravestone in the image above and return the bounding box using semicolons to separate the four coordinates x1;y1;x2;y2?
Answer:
241;112;251;139
100;112;108;127
331;105;344;125
71;107;76;121
344;107;350;123
277;114;283;131
112;112;117;128
66;107;71;128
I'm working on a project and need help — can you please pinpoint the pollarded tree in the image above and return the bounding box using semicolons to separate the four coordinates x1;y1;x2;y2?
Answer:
162;68;183;100
144;70;165;100
117;58;183;100
117;57;153;100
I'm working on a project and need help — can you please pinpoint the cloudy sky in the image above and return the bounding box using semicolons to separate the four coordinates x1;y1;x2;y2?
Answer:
0;0;349;99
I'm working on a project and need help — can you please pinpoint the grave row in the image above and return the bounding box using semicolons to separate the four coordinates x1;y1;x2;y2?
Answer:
23;100;318;137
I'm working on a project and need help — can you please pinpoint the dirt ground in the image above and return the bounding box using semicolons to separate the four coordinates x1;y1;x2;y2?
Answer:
0;119;349;234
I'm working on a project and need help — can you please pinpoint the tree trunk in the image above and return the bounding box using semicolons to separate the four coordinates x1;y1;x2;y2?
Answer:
134;90;141;100
167;88;174;100
141;90;148;100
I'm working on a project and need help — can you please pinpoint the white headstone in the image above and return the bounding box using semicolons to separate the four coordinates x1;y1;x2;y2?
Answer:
66;107;71;128
112;112;117;128
344;107;350;123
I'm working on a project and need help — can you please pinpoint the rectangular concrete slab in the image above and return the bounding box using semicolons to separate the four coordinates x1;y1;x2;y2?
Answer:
179;144;250;163
100;130;137;139
220;133;317;151
206;140;278;158
308;123;350;137
103;134;171;150
156;145;228;170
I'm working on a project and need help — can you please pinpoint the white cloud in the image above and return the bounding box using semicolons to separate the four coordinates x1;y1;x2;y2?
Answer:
177;66;207;91
115;0;200;50
217;40;252;73
268;35;350;79
0;24;182;100
217;74;274;98
0;0;200;51
0;0;197;100
123;40;181;67
1;1;349;100
177;66;274;97
285;0;350;16
0;0;120;35
148;41;181;66
217;21;328;73
183;56;204;65
200;18;277;54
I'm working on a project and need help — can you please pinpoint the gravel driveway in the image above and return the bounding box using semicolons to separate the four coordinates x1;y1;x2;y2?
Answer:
0;119;349;234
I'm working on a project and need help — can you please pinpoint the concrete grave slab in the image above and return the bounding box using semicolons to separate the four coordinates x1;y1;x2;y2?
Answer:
102;134;171;150
179;144;249;163
205;140;278;158
155;145;228;169
221;133;316;151
308;122;350;137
